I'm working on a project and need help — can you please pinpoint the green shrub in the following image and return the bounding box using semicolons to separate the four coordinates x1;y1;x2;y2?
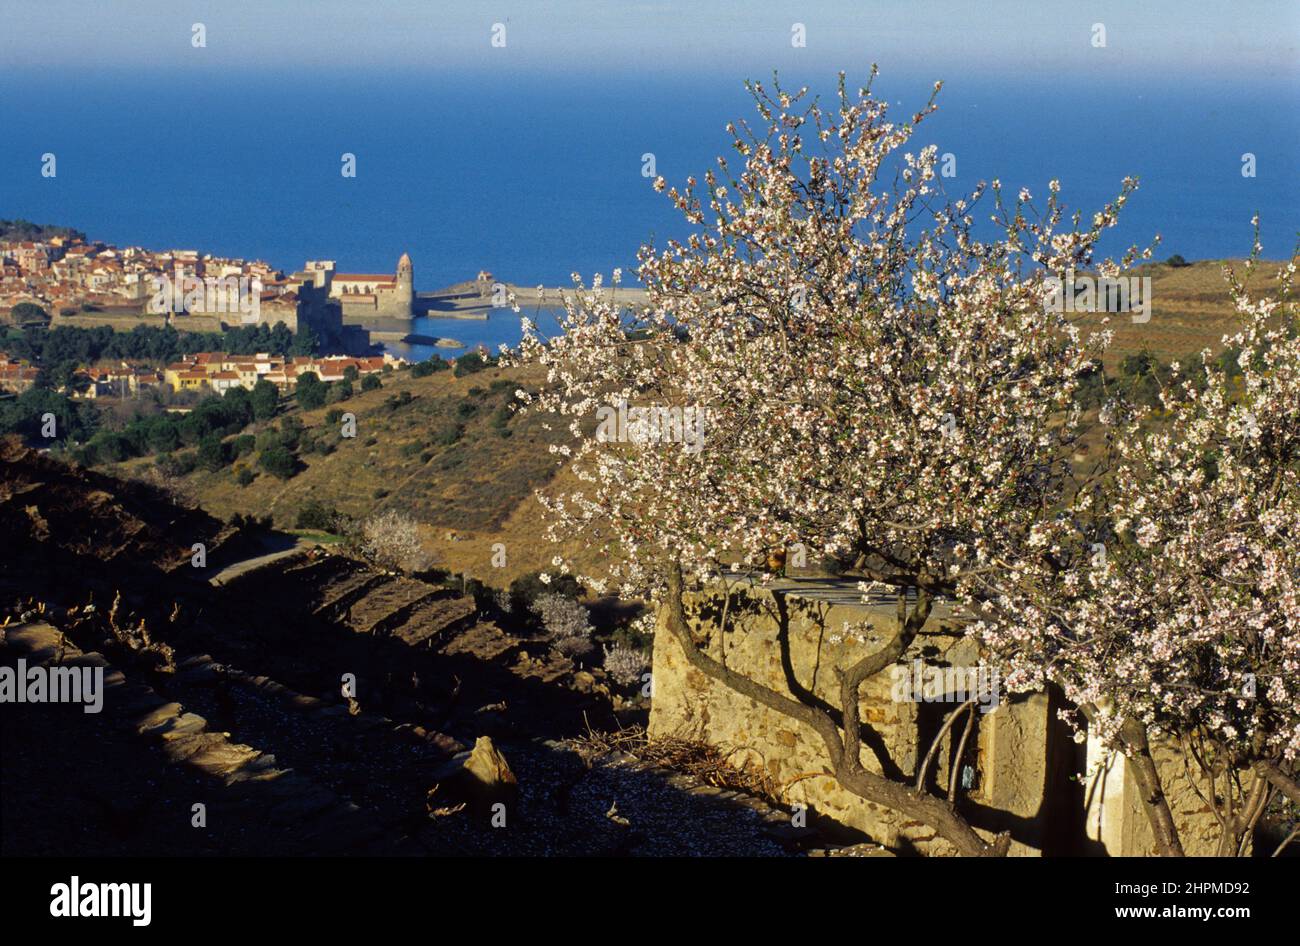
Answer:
509;571;583;613
295;372;327;410
435;450;464;470
10;302;49;322
361;373;382;392
158;450;198;477
72;443;98;466
257;444;298;479
295;500;340;531
0;388;97;443
251;379;279;420
1073;361;1107;409
197;433;229;472
454;352;490;377
232;433;256;458
144;417;181;454
87;431;132;464
431;423;463;446
277;416;303;451
235;467;255;487
385;390;414;411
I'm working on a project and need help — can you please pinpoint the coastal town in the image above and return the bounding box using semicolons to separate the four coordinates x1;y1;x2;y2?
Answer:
0;223;428;353
0;232;283;315
0;225;424;400
0;351;400;399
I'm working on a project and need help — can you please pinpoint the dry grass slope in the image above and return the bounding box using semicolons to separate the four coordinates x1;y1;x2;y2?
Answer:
124;257;1282;586
1079;258;1282;368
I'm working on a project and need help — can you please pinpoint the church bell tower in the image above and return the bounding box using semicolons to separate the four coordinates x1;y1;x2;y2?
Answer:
396;252;413;313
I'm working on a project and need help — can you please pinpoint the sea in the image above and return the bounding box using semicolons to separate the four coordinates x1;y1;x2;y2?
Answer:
2;67;1296;360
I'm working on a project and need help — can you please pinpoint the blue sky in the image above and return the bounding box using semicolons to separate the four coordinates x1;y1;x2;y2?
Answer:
3;0;1297;81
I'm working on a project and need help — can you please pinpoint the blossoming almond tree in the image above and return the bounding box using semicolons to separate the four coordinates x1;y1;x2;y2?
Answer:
513;71;1146;855
974;245;1300;856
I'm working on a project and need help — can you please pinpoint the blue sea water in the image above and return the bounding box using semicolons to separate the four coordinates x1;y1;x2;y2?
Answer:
1;67;1296;358
389;310;568;363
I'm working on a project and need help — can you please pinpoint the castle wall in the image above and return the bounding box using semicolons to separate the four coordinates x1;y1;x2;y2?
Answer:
337;293;411;322
51;309;226;334
256;304;299;332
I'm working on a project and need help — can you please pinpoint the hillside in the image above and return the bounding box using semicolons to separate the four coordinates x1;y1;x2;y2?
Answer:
2;436;808;856
86;257;1278;590
4;255;1290;860
103;361;598;584
1076;257;1282;368
0;218;86;243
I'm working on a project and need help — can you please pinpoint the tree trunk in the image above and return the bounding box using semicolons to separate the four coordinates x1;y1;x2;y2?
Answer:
1118;719;1185;856
663;566;1009;857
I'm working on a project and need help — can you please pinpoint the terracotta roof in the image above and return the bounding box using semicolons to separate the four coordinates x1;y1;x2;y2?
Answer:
334;273;396;283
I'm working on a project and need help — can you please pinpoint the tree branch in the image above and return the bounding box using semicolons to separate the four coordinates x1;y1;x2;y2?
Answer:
1255;760;1300;807
664;566;1008;857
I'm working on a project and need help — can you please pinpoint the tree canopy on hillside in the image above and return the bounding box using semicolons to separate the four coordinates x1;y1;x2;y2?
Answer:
0;218;85;243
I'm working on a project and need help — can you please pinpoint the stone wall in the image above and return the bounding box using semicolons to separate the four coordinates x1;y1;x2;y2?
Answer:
340;295;412;324
51;309;225;334
649;579;1226;856
1084;731;1231;856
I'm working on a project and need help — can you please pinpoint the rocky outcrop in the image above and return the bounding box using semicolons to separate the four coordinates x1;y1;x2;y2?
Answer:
429;735;519;816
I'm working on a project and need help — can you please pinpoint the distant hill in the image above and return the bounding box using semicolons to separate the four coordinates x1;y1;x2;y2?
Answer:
178;364;564;530
0;218;86;243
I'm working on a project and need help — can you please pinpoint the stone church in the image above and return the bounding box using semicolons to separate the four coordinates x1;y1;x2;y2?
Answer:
305;253;414;325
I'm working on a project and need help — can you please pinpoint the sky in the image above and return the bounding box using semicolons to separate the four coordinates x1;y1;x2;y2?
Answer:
1;1;1295;284
2;0;1297;82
